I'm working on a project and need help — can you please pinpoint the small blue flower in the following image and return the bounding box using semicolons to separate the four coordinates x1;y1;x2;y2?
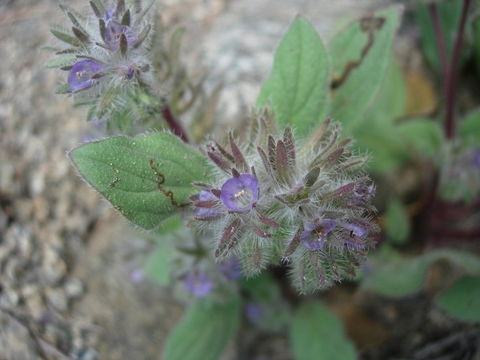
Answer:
220;174;259;212
104;20;137;51
341;222;368;248
301;219;337;251
183;271;213;297
218;258;241;280
472;149;480;169
67;60;105;92
245;302;263;324
194;190;221;219
341;222;367;238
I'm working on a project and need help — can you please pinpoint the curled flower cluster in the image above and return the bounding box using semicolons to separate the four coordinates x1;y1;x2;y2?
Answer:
50;0;153;100
191;111;378;293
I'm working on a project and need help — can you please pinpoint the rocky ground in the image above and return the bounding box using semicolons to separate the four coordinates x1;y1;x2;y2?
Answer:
0;0;418;359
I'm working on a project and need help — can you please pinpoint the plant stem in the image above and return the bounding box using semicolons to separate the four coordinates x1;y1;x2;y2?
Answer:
444;0;472;139
160;103;189;143
428;3;449;79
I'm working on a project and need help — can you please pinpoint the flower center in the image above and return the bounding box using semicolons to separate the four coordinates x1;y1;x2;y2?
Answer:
220;174;259;212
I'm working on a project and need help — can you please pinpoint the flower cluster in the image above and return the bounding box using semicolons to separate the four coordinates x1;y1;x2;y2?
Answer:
191;111;378;293
50;0;153;114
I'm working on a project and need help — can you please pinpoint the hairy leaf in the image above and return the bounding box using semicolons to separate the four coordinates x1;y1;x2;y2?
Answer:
363;247;480;297
257;16;330;137
385;199;410;245
398;118;443;158
70;133;210;229
436;276;480;323
459;108;480;146
415;1;462;72
163;298;241;360
290;301;356;360
329;7;402;133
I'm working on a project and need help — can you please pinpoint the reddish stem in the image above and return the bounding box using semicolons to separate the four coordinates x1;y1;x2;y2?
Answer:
428;3;449;79
444;0;472;139
161;104;189;143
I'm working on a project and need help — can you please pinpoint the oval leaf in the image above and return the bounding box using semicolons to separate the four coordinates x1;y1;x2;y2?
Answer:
163;298;241;360
363;247;480;297
459;108;480;146
436;275;480;323
329;6;402;133
291;301;356;360
385;199;410;245
257;16;330;137
70;133;210;229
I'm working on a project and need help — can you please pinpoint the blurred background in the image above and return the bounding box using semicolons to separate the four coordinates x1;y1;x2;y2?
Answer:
1;0;479;359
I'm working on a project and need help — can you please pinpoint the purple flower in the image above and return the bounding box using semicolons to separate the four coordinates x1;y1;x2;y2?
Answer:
471;149;480;169
194;190;221;219
341;223;367;238
301;219;337;251
104;8;116;21
67;60;105;92
183;271;213;297
129;269;145;284
218;259;241;280
104;20;137;51
220;174;259;212
245;303;262;324
341;222;367;248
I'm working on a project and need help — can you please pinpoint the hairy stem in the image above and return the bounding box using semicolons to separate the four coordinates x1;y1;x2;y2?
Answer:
444;0;472;139
160;103;189;143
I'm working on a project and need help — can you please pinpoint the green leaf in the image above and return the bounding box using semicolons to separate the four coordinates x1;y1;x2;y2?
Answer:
459;108;480;145
70;133;210;229
398;118;443;158
473;16;480;74
163;298;241;360
290;301;356;360
46;55;77;69
51;25;82;47
436;275;480;323
363;247;480;297
257;16;330;137
385;199;410;245
143;216;182;285
329;6;402;133
354;60;408;173
144;239;174;286
55;83;71;94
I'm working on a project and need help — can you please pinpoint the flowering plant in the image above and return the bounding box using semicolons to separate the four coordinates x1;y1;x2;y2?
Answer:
48;0;480;359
